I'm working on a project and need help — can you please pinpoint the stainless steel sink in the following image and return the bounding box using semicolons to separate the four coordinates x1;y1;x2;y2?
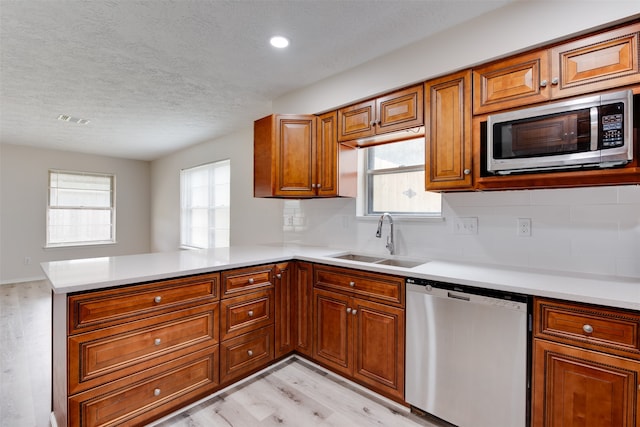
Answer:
329;252;428;268
331;253;386;263
375;258;426;268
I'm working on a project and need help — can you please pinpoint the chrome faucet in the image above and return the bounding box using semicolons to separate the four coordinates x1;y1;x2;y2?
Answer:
375;212;394;255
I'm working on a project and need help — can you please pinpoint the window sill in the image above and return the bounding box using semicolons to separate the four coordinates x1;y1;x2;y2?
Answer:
44;241;117;250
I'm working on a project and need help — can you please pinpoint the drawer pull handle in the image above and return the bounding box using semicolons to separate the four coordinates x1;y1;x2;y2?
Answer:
248;310;254;317
349;281;355;287
248;278;254;284
154;338;161;346
247;350;253;357
583;324;594;334
154;388;161;396
346;307;352;313
154;296;162;303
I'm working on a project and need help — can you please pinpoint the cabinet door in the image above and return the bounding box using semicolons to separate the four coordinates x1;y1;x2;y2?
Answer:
532;339;640;427
550;22;640;99
274;262;293;358
352;298;404;400
293;261;314;357
472;50;550;114
313;288;352;376
376;84;423;133
425;70;473;191
275;115;317;197
337;99;376;142
316;111;339;197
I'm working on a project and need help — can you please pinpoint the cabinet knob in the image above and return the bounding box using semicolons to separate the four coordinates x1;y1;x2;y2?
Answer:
248;278;254;284
346;307;352;313
248;310;254;317
370;120;376;126
551;77;559;85
463;169;471;175
154;338;161;346
582;324;594;334
540;79;548;87
352;309;357;315
276;273;282;279
154;296;162;304
349;281;355;287
247;350;254;357
154;388;161;396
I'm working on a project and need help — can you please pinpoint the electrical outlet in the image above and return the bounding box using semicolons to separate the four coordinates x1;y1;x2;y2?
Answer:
517;218;531;237
454;217;478;235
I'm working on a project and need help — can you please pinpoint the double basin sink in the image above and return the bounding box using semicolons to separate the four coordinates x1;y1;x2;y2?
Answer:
329;252;428;269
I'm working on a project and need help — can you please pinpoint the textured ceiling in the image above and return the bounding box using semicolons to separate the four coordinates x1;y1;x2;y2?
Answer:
0;0;516;161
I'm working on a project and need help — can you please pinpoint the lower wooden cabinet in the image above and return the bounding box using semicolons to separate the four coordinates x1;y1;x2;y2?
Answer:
532;297;640;427
532;339;640;427
312;267;405;401
68;347;219;427
220;325;274;384
56;261;405;425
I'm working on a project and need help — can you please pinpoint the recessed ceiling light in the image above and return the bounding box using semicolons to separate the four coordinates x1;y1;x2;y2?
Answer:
270;36;289;48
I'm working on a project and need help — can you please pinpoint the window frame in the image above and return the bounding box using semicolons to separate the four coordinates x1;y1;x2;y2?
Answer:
46;169;116;248
359;139;442;218
180;159;231;250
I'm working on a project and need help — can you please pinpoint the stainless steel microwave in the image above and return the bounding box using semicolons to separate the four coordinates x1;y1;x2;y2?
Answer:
487;90;634;175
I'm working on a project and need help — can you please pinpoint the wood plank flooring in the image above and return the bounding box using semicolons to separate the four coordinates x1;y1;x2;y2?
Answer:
0;280;51;427
0;280;446;427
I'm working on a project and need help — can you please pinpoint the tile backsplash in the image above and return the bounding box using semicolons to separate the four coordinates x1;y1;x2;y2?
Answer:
283;185;640;279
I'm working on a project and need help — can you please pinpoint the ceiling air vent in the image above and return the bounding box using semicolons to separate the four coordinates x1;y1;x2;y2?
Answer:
58;114;90;125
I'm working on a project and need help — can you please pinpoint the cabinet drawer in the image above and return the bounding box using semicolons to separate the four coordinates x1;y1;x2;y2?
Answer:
220;289;274;340
220;326;274;384
69;303;218;394
69;273;219;334
314;265;404;306
221;265;274;297
535;298;640;359
69;347;219;427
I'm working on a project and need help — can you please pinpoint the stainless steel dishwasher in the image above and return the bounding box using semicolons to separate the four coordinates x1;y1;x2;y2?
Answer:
406;277;531;427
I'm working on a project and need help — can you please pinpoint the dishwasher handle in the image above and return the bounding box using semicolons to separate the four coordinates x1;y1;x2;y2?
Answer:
447;291;470;302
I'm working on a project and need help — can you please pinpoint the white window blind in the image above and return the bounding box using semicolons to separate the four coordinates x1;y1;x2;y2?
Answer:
47;170;115;247
180;160;230;249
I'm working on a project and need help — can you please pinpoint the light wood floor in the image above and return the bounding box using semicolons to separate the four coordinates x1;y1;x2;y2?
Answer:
0;280;445;427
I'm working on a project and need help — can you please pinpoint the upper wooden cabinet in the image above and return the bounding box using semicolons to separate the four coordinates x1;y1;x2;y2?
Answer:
337;84;423;142
473;21;640;114
425;70;473;191
254;113;356;198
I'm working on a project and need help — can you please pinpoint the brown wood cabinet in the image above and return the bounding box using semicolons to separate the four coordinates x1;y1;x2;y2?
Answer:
424;70;473;191
473;21;640;114
312;264;405;401
254;113;356;198
292;260;314;357
274;262;294;358
219;264;275;384
62;273;221;427
532;297;640;427
337;84;423;142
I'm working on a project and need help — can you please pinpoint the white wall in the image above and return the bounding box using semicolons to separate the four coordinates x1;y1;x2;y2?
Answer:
150;2;640;278
150;128;283;252
0;144;151;283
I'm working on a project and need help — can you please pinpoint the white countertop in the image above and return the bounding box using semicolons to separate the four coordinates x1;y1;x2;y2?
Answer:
41;244;640;311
